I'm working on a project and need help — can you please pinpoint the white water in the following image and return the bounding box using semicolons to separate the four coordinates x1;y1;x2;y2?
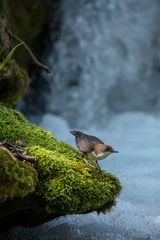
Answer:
47;0;160;128
38;1;160;239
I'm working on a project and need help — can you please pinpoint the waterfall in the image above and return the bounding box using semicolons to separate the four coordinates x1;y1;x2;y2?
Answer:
40;3;160;236
47;0;160;128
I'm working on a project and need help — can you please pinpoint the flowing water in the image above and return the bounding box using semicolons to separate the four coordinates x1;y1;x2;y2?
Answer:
47;0;160;128
41;1;160;238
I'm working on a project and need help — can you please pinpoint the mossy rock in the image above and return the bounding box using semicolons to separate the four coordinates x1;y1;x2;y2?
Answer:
0;60;30;106
0;147;37;201
0;16;30;106
0;107;122;228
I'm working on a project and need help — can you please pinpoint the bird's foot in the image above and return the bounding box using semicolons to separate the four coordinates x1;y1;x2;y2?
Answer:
99;169;106;176
95;161;105;176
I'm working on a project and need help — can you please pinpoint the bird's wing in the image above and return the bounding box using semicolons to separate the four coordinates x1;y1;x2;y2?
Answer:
87;135;104;144
77;139;94;153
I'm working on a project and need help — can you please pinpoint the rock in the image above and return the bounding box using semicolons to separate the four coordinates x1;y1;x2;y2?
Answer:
0;60;30;106
0;147;37;201
0;107;121;231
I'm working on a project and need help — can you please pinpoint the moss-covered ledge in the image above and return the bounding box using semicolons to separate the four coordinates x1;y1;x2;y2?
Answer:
0;147;37;202
0;107;122;230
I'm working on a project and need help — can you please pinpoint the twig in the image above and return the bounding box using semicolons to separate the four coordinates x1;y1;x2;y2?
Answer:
82;157;95;168
8;28;52;74
0;140;36;165
12;152;36;162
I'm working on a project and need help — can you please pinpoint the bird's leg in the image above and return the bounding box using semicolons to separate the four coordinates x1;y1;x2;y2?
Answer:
83;158;95;168
80;152;95;168
95;160;102;171
95;161;105;176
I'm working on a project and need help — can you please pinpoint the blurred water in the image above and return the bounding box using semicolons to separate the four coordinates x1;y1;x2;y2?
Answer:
47;0;160;128
40;1;160;237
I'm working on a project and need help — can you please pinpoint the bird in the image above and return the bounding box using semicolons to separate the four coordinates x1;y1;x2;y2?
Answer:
70;130;118;170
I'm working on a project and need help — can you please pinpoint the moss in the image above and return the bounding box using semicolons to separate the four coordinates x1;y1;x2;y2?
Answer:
27;146;121;214
0;60;30;105
0;107;122;215
0;147;38;201
0;16;30;106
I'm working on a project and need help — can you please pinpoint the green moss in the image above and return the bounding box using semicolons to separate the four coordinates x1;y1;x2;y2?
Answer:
0;147;38;201
0;107;122;214
0;60;30;105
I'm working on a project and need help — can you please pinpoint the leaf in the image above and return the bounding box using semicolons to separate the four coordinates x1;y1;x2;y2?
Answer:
0;42;24;71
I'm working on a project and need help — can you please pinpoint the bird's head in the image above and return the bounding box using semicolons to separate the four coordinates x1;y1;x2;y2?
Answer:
70;130;83;137
105;145;119;154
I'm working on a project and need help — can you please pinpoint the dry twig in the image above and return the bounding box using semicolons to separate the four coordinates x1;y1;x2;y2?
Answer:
7;28;52;73
0;140;36;166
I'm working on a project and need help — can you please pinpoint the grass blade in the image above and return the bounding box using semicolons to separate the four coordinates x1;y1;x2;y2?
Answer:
0;42;23;70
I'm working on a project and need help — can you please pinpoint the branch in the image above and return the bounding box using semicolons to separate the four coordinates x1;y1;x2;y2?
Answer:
8;29;52;74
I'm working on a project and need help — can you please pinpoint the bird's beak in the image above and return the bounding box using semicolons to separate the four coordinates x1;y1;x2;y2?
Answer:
111;149;119;153
70;131;76;136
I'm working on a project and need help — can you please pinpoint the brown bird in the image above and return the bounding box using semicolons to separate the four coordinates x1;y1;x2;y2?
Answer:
70;130;118;170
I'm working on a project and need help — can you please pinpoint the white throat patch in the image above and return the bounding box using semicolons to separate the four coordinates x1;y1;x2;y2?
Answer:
88;151;111;161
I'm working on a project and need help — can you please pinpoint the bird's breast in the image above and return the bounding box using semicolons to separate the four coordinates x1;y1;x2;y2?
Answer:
88;151;111;161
